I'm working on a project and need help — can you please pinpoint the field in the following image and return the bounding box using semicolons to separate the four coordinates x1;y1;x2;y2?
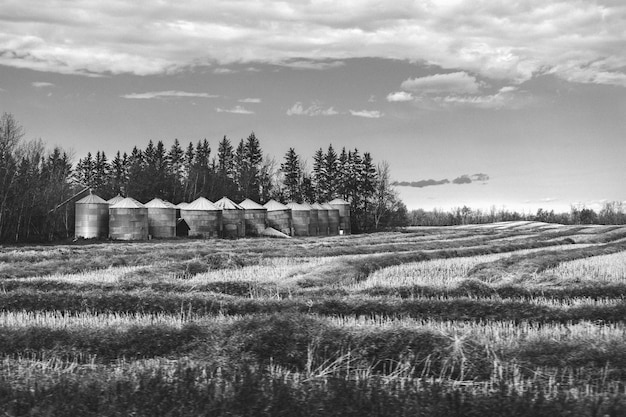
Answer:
1;221;626;416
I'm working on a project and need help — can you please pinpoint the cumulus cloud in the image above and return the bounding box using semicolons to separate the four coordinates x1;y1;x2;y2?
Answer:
31;81;54;88
287;102;338;116
386;91;414;102
121;90;219;99
0;1;624;87
216;105;254;114
349;109;382;118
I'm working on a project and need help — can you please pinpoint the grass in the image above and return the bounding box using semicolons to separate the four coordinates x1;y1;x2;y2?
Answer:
1;222;626;415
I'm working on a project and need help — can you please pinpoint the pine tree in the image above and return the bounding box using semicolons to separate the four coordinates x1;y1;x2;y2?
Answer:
281;148;302;202
167;139;184;203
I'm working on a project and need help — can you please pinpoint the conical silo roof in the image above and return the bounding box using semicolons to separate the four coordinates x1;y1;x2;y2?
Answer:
311;202;326;210
214;196;243;210
110;197;145;209
185;197;220;211
328;198;349;205
145;198;174;208
175;202;189;209
76;193;108;204
239;198;266;210
286;202;310;211
321;203;335;210
107;194;125;205
263;199;289;211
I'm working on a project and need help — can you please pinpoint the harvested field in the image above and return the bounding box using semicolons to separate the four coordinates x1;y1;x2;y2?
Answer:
1;221;626;416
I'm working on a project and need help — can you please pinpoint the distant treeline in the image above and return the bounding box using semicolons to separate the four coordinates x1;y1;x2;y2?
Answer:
409;203;626;226
0;112;408;242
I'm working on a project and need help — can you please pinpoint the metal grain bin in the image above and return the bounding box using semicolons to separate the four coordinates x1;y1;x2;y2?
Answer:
174;202;189;219
109;197;149;240
75;193;109;239
312;203;329;236
181;197;222;238
239;198;267;237
144;198;176;238
322;203;340;235
329;198;351;235
302;203;319;236
286;202;310;237
214;197;245;238
263;199;292;236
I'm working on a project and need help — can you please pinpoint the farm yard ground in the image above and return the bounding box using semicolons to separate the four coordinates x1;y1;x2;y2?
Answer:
1;222;626;416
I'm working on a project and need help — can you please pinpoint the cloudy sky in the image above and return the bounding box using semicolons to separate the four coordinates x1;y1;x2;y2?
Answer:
1;0;625;212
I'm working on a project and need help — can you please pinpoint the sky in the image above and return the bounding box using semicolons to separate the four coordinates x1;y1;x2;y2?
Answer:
0;0;625;212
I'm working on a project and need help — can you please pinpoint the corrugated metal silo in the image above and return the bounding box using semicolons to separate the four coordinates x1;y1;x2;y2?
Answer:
302;203;319;236
109;197;149;240
181;197;222;238
174;202;189;219
329;198;351;235
214;197;245;238
323;203;340;235
75;193;109;239
263;200;292;236
239;198;267;236
286;202;310;236
312;203;329;236
144;198;177;238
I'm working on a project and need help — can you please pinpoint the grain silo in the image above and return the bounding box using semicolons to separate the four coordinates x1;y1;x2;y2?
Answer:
109;197;149;240
181;197;222;238
239;198;267;236
75;193;109;239
214;197;245;238
107;194;125;205
286;202;310;237
323;203;340;235
263;200;292;236
329;198;351;235
302;203;319;236
144;198;176;238
312;203;329;236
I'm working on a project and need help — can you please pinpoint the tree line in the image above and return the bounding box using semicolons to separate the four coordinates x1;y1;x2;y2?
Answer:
74;134;408;233
0;112;407;241
409;203;626;226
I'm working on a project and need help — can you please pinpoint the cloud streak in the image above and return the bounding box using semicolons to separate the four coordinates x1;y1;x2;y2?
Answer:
121;90;219;99
287;102;338;116
0;1;624;87
395;173;489;188
349;109;382;118
216;105;254;114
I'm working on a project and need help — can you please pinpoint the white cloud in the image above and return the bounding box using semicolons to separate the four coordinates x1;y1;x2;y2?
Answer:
213;68;235;74
349;109;382;118
238;98;261;103
121;90;219;99
31;81;54;88
216;105;254;114
386;91;414;102
287;102;338;116
0;1;625;87
281;59;346;70
401;72;482;95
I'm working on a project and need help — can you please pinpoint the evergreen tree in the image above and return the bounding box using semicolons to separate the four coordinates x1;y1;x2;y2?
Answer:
167;139;184;203
110;151;128;197
312;148;326;202
281;148;302;202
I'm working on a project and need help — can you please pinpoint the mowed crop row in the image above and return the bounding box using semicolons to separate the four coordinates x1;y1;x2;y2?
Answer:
1;222;626;416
